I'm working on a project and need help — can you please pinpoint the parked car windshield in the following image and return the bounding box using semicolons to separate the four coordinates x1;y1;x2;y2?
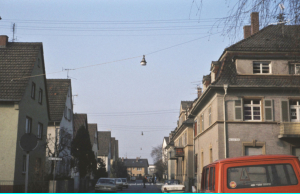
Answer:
227;163;298;189
97;179;115;184
121;178;127;182
164;180;180;185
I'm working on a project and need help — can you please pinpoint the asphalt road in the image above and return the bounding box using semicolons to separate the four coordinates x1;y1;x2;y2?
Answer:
91;180;162;193
119;180;162;193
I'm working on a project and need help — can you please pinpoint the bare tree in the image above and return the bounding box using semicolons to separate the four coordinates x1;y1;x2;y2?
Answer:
151;144;167;180
45;127;72;177
191;0;300;40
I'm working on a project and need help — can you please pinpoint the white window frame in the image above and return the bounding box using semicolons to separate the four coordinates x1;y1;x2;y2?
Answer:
25;117;32;133
38;88;43;104
243;99;261;121
290;100;300;122
290;64;300;75
208;107;211;126
253;61;271;74
137;167;142;171
31;82;36;99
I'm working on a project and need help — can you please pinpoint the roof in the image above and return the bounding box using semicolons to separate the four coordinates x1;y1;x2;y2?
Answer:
225;25;300;52
88;123;97;147
207;155;297;166
164;137;169;144
97;131;111;156
180;101;193;110
46;79;71;121
73;113;87;137
0;42;43;101
123;158;149;168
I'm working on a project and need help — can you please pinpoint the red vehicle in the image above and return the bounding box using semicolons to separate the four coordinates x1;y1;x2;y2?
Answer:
200;155;300;193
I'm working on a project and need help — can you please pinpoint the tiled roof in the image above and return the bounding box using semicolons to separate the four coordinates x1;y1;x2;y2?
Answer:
0;42;43;100
123;158;149;168
88;123;97;147
46;79;71;121
97;131;111;156
225;25;300;52
73;113;87;137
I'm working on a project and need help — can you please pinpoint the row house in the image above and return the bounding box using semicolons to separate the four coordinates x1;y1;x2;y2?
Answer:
46;79;73;177
162;136;169;179
190;13;300;191
97;131;112;176
123;157;149;178
0;36;49;191
167;101;194;192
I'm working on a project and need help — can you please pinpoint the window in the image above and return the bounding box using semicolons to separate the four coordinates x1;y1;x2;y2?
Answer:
194;154;198;174
25;117;32;133
244;99;261;121
137;168;142;171
37;123;43;139
201;151;204;169
289;64;300;74
64;106;67;119
210;148;213;163
201;113;204;131
194;120;197;137
227;164;298;189
38;88;43;104
290;100;300;122
22;155;27;173
253;62;271;74
31;82;36;99
208;107;211;126
209;167;215;191
68;108;72;120
245;146;262;156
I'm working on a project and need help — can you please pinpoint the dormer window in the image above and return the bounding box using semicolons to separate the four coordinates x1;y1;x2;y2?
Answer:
253;62;271;74
289;64;300;75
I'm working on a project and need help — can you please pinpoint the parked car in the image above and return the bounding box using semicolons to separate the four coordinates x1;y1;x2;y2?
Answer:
161;180;185;193
146;176;152;182
200;155;300;193
130;176;136;181
95;178;117;193
115;178;123;190
121;178;129;188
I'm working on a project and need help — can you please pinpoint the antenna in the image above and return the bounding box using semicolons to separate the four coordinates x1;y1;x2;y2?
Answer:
12;23;17;42
62;68;76;79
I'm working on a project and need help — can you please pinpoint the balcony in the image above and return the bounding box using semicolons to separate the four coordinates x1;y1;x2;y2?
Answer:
278;122;300;138
175;147;184;158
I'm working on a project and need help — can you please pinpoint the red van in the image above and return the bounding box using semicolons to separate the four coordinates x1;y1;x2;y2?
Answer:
200;155;300;193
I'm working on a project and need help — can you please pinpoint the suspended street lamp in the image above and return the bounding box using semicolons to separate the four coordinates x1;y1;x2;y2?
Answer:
140;55;147;66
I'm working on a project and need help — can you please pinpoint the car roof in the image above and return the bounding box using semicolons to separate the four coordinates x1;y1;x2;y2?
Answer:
205;155;297;167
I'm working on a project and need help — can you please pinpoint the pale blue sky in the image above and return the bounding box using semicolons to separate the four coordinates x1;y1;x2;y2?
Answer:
1;0;247;164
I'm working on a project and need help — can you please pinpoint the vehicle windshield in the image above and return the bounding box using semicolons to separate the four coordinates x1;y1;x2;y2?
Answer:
164;180;180;185
122;179;127;182
97;179;115;185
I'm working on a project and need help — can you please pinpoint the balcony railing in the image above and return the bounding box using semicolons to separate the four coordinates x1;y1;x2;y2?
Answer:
279;122;300;138
175;147;184;157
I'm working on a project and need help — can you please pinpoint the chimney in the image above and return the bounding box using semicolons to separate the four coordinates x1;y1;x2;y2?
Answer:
136;157;139;162
122;157;124;162
251;12;259;35
243;25;251;39
0;35;8;48
197;87;202;98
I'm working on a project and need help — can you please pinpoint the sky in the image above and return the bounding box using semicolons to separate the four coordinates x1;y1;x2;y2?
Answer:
1;0;247;164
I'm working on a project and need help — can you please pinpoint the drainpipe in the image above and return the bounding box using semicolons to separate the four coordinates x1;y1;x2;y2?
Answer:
223;84;228;159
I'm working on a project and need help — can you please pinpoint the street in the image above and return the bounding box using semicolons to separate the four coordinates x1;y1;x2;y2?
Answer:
91;180;163;193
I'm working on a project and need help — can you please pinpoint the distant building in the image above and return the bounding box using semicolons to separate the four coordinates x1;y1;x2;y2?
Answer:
148;164;156;177
122;157;149;179
97;131;112;176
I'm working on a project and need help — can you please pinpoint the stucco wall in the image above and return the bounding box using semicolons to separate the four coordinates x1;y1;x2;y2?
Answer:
0;102;19;181
15;50;49;182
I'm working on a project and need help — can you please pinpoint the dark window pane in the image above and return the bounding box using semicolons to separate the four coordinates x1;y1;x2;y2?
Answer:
253;100;260;104
244;100;251;105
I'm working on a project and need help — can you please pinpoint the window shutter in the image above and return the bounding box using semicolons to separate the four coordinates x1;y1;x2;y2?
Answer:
264;99;273;121
281;100;289;122
234;99;243;121
194;121;197;137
